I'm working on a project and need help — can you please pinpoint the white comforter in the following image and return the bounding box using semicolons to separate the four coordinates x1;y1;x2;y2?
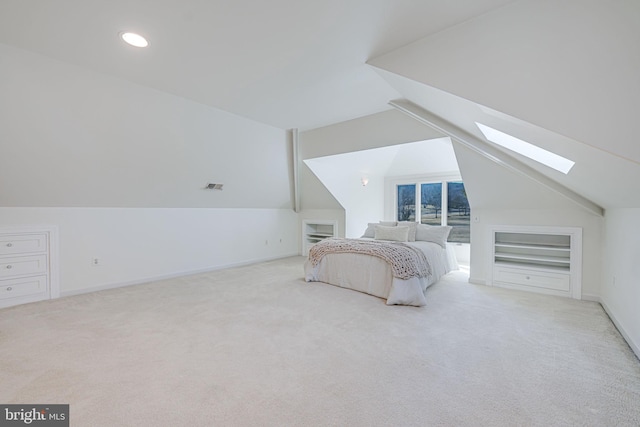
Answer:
304;240;458;306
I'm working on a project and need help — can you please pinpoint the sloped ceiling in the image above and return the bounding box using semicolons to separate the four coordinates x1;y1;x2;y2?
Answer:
369;0;640;164
386;138;459;177
368;0;640;211
372;70;640;210
2;0;638;213
305;137;458;190
451;143;580;212
0;0;515;131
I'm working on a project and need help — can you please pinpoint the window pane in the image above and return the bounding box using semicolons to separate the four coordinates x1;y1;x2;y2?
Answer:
420;183;442;225
397;184;416;221
447;182;470;243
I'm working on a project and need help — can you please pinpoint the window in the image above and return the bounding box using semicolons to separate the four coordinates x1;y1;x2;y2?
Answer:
397;184;416;221
395;179;470;243
475;122;574;174
446;182;470;243
420;183;442;226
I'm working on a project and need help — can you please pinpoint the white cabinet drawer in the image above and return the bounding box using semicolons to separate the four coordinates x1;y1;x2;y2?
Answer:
0;275;47;299
0;255;48;278
0;227;56;308
494;265;570;292
0;233;47;255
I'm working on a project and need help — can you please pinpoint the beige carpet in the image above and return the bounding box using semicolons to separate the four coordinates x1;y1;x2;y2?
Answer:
1;256;639;426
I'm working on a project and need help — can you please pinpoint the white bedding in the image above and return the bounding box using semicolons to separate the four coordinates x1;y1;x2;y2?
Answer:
304;240;458;306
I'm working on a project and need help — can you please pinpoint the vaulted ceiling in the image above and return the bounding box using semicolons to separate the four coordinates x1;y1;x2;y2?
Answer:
0;0;514;131
2;0;639;212
367;0;640;211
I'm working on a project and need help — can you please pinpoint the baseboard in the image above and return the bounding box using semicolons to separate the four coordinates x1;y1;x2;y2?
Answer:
61;252;300;298
581;293;601;303
468;277;486;286
598;299;640;361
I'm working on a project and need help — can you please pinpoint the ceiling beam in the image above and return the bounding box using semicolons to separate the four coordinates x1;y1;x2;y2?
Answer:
389;99;604;217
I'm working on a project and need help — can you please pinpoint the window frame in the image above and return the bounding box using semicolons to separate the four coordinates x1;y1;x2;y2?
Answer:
385;172;461;223
385;172;470;243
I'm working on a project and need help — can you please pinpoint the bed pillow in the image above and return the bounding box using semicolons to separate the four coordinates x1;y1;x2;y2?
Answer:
415;224;452;247
415;223;433;240
374;225;409;242
397;221;417;242
363;221;398;238
361;223;378;238
378;221;397;227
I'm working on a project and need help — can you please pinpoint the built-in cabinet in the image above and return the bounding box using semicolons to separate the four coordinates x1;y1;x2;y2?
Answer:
0;227;59;308
488;225;582;299
302;220;337;256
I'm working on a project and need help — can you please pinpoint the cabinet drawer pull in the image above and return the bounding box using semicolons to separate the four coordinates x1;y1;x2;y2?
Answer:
6;287;12;291
6;265;12;269
6;243;12;247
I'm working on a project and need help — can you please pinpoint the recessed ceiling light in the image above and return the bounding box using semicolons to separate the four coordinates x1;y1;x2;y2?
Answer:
476;122;575;174
121;32;148;48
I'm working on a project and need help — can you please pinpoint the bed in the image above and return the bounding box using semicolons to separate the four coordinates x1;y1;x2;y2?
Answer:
304;222;458;306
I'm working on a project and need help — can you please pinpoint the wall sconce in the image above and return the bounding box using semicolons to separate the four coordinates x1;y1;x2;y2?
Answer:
361;177;369;186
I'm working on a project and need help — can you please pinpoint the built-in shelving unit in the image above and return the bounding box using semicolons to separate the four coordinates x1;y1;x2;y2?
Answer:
488;226;582;299
302;220;337;255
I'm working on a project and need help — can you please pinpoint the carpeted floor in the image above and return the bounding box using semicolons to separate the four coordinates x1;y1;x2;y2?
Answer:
1;256;639;426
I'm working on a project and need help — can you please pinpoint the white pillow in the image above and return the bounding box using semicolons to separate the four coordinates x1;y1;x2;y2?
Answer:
397;221;417;242
361;223;377;238
415;224;452;247
362;221;398;238
374;225;409;242
378;221;397;226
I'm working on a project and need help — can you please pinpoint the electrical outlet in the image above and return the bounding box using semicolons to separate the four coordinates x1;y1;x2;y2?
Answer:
473;215;480;223
91;257;100;266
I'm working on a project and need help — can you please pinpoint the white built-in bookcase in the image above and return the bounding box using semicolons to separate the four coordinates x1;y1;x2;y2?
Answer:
488;225;582;299
302;220;337;256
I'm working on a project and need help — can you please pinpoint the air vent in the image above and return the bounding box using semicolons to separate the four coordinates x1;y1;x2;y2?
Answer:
206;183;223;190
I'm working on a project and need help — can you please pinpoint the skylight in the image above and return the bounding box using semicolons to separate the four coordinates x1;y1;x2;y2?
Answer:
475;123;575;174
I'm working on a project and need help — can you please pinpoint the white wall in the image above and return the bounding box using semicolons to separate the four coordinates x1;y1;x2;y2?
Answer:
0;43;292;209
303;139;459;238
0;43;297;296
0;208;298;295
601;209;640;356
298;109;443;235
304;154;384;238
